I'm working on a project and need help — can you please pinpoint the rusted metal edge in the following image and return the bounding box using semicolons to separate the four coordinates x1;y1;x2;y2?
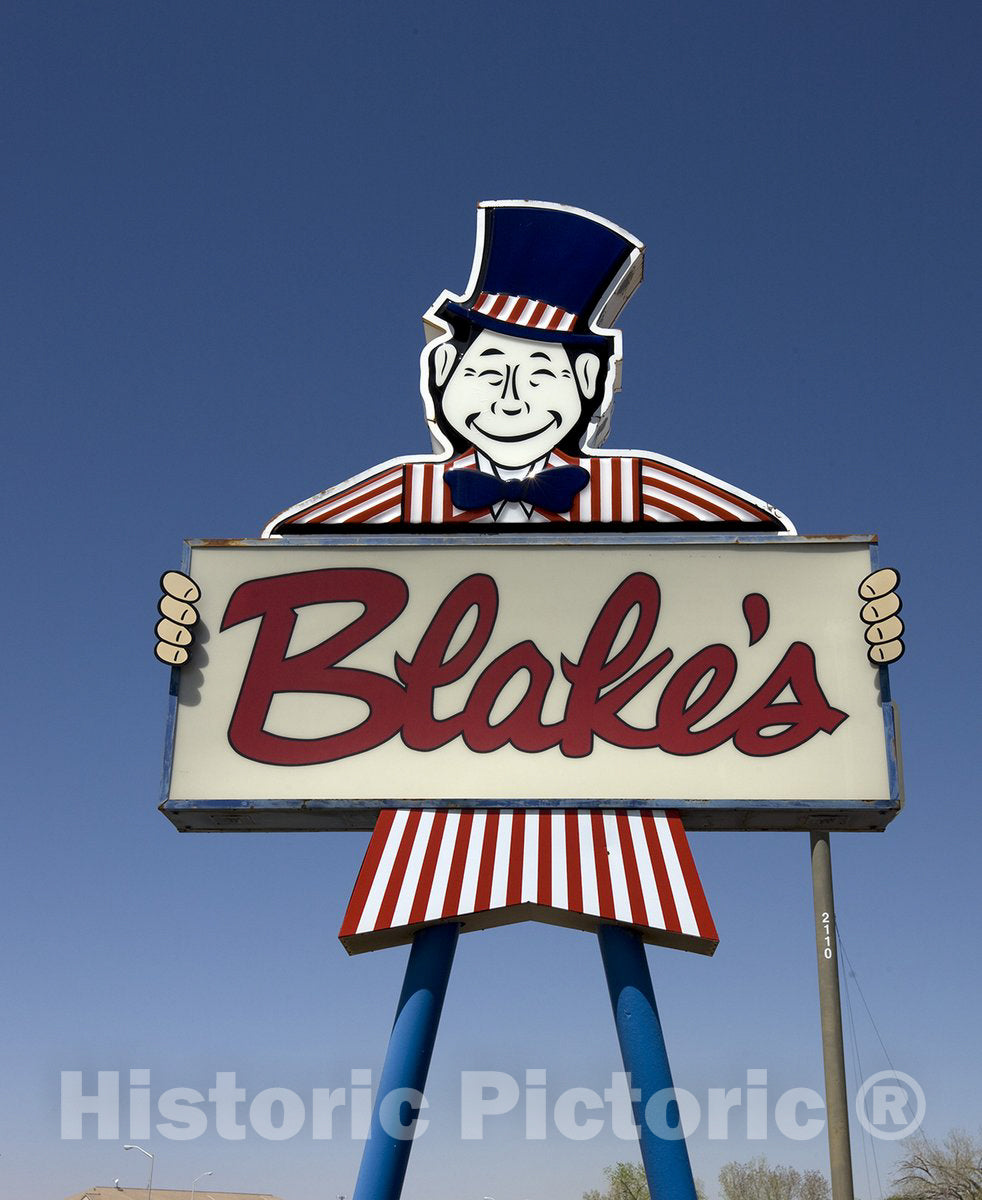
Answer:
159;797;902;835
185;533;878;548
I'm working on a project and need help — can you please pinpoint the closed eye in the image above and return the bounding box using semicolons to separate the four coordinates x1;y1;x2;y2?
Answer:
529;369;557;387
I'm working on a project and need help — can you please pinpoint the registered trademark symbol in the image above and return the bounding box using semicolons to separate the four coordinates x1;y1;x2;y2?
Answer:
856;1071;926;1140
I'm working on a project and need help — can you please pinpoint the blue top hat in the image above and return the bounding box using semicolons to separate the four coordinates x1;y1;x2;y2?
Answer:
441;201;643;347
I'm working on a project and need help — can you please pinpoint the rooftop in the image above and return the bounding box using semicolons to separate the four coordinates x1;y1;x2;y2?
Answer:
67;1190;286;1200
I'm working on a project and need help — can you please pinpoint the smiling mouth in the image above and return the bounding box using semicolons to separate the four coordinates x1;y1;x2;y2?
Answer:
467;413;560;443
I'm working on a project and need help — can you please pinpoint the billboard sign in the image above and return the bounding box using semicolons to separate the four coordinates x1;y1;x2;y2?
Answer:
160;533;901;833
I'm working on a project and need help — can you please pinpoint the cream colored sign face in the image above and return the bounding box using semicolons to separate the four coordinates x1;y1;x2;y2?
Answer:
162;537;900;831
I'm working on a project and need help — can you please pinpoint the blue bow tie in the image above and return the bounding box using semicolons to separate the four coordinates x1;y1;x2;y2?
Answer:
444;464;590;514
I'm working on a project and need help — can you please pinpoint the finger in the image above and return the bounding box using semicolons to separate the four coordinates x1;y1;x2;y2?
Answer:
156;616;193;646
860;592;901;624
159;593;199;626
864;614;904;645
161;570;201;603
858;567;900;600
868;640;904;665
155;641;189;666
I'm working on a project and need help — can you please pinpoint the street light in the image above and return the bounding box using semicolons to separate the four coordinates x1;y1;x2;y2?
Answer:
191;1170;213;1200
123;1144;154;1200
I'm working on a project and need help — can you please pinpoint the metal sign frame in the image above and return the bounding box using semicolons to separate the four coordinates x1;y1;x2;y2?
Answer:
159;532;901;834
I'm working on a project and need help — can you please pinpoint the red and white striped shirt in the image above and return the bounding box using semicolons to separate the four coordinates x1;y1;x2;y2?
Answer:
340;808;718;955
267;452;783;948
265;449;794;533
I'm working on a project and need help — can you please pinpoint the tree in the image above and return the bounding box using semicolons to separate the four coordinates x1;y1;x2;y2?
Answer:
718;1155;830;1200
890;1130;982;1200
584;1162;650;1200
583;1162;707;1200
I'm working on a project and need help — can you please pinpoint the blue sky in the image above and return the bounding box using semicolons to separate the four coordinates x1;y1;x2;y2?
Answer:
1;2;980;1198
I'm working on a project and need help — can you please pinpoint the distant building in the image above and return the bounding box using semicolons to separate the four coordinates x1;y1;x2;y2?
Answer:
67;1190;286;1200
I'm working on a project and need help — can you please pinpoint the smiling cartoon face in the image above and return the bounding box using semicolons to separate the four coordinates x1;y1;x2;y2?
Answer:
436;328;600;469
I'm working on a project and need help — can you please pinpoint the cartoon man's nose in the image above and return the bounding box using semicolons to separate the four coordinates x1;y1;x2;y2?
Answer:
496;365;522;401
490;366;529;412
491;399;530;416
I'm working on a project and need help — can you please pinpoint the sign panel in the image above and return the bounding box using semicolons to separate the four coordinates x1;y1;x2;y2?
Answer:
160;535;901;832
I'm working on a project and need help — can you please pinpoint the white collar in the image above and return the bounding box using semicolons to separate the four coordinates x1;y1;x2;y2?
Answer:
474;450;551;479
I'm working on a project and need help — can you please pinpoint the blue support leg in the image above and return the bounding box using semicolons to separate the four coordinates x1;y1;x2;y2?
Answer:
352;922;459;1200
598;924;698;1200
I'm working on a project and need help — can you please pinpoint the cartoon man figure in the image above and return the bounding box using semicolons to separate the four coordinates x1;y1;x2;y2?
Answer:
156;201;903;658
154;200;906;1200
263;201;793;534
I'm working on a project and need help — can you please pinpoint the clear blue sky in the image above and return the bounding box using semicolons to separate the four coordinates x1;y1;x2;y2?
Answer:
1;2;979;1198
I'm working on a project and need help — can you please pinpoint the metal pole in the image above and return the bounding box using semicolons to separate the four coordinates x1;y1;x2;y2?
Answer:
810;832;855;1200
352;922;459;1200
123;1145;153;1200
598;924;698;1200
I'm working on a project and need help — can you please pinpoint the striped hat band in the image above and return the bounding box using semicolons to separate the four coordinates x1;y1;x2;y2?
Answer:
472;291;578;333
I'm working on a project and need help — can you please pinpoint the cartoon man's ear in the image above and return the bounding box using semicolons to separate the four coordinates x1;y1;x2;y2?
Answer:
432;342;458;388
574;352;601;400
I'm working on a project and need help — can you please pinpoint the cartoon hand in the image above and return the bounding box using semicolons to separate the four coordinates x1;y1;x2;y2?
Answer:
859;568;904;665
155;571;201;665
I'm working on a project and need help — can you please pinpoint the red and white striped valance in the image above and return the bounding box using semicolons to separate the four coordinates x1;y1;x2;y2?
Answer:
340;808;718;955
